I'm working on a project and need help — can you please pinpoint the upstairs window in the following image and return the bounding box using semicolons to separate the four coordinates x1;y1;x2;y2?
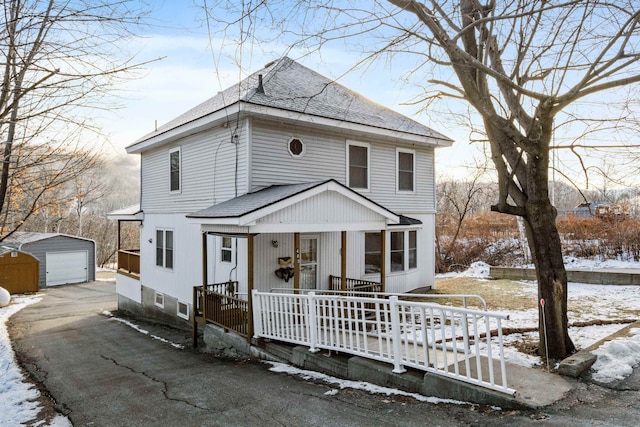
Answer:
156;229;174;269
169;147;181;193
347;141;370;190
397;149;415;192
288;137;305;157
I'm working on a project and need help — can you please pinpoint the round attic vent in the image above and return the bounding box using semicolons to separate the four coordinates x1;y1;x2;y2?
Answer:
288;137;305;157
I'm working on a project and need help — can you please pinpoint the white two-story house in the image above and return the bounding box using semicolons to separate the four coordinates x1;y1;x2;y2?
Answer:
110;57;452;331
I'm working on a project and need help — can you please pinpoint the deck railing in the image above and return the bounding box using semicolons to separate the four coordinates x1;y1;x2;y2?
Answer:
117;249;140;275
193;281;249;337
252;290;514;395
328;275;382;293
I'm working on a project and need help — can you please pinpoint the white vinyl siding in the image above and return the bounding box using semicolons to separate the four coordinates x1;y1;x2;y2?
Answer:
250;120;345;189
141;121;249;213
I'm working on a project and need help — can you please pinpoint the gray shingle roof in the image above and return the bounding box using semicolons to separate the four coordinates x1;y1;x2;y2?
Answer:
131;57;452;146
2;232;59;246
187;181;328;219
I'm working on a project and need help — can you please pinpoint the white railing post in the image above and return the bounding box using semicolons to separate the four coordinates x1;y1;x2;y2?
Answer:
308;292;319;353
389;296;406;374
252;290;262;338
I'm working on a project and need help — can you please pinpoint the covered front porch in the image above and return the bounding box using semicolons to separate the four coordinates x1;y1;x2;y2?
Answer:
187;180;412;343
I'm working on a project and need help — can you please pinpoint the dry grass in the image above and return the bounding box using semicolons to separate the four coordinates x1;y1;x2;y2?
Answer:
425;277;538;311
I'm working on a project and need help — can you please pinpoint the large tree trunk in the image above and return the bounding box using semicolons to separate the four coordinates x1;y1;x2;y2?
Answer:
524;200;575;359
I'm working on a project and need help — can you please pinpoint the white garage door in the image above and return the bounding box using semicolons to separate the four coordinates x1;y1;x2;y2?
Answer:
46;251;88;286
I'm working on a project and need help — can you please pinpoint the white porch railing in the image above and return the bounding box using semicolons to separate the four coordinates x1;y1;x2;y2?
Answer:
252;290;515;395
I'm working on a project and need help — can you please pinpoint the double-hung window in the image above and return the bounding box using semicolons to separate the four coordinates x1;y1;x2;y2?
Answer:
169;147;181;193
156;229;174;269
364;233;382;274
397;148;415;192
390;231;405;272
221;237;233;263
347;141;370;190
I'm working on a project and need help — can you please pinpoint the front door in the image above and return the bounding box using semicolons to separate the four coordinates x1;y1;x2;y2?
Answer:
300;236;318;289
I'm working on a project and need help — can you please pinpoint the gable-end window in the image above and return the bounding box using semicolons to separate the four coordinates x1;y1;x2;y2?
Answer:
408;230;417;269
390;231;404;272
347;141;370;190
364;233;381;274
156;229;174;269
397;149;415;192
221;237;232;263
169;147;181;193
288;137;305;157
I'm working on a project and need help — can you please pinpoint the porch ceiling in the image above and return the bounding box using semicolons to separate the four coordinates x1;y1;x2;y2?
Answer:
188;179;406;234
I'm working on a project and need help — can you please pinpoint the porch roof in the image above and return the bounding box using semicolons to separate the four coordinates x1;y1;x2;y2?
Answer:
107;204;144;221
187;179;412;234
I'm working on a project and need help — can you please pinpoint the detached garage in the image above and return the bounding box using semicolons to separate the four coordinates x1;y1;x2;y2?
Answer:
3;232;96;288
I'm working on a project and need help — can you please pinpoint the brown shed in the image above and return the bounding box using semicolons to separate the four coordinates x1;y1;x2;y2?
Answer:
0;246;39;294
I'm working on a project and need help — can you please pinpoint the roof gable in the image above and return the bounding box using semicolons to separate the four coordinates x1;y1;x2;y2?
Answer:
187;179;404;233
128;57;452;152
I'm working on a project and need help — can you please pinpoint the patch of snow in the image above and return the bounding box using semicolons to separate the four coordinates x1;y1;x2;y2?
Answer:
265;361;471;405
458;261;492;279
0;294;72;427
106;313;185;349
591;328;640;383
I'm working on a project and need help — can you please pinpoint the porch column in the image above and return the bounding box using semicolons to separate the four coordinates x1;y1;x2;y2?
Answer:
201;232;208;286
341;231;347;291
247;233;255;341
294;232;300;290
380;230;386;293
117;220;122;250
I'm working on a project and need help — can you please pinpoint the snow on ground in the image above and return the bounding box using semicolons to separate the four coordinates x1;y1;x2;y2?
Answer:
102;311;185;349
450;260;640;381
0;294;72;427
591;328;640;383
265;361;471;405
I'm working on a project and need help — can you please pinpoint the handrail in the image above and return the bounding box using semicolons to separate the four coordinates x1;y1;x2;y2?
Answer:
269;288;487;311
252;290;514;395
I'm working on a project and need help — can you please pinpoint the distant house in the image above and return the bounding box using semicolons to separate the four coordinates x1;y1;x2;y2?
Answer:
2;232;96;288
558;202;629;219
110;57;452;329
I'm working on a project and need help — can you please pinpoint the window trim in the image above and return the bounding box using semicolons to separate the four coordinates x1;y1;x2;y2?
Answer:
396;148;416;193
177;301;189;320
287;137;306;158
169;146;181;194
346;140;371;191
390;231;405;273
221;236;233;263
364;232;382;275
154;292;165;309
155;228;174;270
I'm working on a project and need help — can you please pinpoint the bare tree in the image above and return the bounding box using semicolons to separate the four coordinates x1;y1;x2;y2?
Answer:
208;0;640;359
436;162;493;271
0;0;150;240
